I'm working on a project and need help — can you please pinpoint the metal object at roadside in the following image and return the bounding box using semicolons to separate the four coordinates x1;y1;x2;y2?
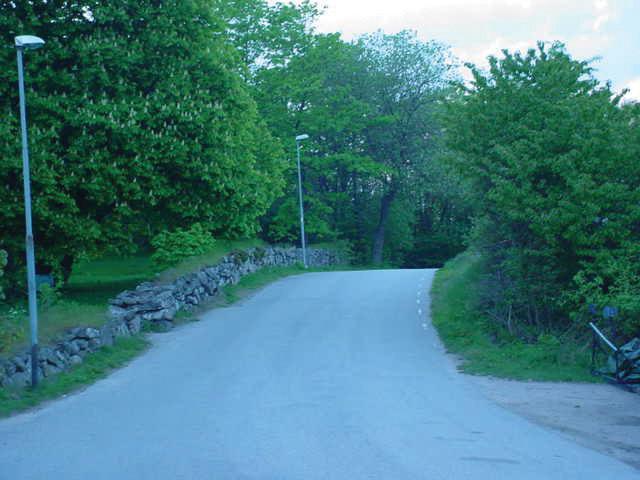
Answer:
295;134;309;269
15;34;45;387
589;320;640;390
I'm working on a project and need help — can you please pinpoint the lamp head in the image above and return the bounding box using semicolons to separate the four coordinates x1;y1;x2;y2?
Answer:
15;35;45;50
295;134;309;141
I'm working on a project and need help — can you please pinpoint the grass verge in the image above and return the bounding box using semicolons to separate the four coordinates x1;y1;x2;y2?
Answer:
0;336;149;418
431;251;597;382
219;265;307;305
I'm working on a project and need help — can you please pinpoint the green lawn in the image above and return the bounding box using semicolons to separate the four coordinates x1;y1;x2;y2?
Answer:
155;238;265;283
1;239;349;355
65;255;156;305
430;251;597;382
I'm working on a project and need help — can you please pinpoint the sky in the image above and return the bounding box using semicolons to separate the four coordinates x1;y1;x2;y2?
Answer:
306;0;640;101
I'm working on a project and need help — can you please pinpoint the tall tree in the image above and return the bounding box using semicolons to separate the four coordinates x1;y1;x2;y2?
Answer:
0;0;284;288
254;34;381;251
357;31;454;264
213;0;320;76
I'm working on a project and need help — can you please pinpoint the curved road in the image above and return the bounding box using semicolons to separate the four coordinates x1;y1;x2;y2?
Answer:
0;269;637;479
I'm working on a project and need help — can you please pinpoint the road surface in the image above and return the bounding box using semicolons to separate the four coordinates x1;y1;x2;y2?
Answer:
0;269;637;479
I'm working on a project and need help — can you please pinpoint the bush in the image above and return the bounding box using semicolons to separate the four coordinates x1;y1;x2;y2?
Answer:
444;43;640;341
37;284;61;311
151;224;216;270
0;305;27;354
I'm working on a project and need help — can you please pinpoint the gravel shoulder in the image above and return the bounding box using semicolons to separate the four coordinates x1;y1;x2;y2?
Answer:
466;374;640;470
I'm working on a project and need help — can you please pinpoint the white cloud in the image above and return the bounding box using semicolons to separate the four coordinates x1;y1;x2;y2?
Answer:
313;0;610;63
594;0;608;11
592;0;613;31
624;77;640;102
281;0;637;91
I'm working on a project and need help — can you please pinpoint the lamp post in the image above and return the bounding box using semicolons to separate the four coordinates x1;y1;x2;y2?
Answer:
295;134;309;268
15;35;45;387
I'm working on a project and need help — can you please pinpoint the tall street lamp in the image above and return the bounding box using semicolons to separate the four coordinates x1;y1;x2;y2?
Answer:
295;134;309;268
15;35;45;387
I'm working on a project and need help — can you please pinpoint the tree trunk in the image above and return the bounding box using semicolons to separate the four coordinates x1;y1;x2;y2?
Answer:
61;254;74;283
371;188;396;265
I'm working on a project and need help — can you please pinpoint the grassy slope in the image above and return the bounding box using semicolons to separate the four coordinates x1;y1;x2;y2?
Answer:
431;251;597;382
155;238;265;283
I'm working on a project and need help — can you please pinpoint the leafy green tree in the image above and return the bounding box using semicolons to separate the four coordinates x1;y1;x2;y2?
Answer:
357;31;455;264
403;158;473;267
445;42;640;337
151;223;216;270
0;250;7;301
253;30;459;265
213;0;320;75
0;0;284;291
255;34;382;252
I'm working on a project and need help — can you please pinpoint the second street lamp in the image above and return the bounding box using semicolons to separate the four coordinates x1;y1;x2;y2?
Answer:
15;34;45;387
295;134;309;268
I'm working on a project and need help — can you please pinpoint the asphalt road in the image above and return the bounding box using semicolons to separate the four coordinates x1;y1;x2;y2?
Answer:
0;269;637;479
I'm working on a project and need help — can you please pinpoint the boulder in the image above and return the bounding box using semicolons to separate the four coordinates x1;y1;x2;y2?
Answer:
127;316;142;335
69;355;82;366
62;340;80;356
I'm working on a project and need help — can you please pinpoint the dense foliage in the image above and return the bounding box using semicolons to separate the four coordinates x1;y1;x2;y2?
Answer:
444;42;640;339
0;0;284;292
251;28;465;264
150;223;216;270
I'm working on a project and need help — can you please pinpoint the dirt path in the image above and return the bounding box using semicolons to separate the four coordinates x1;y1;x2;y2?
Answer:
468;375;640;470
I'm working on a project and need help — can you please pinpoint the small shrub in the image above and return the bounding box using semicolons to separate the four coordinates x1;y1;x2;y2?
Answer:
151;224;216;270
0;306;27;354
37;284;61;310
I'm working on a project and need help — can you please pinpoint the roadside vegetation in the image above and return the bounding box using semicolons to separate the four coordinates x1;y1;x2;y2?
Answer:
212;263;350;307
441;43;640;355
431;252;596;382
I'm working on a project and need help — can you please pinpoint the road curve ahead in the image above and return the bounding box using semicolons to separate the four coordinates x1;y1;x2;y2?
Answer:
0;269;637;480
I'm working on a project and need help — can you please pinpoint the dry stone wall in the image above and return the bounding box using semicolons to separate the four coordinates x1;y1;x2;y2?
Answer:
0;246;341;389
